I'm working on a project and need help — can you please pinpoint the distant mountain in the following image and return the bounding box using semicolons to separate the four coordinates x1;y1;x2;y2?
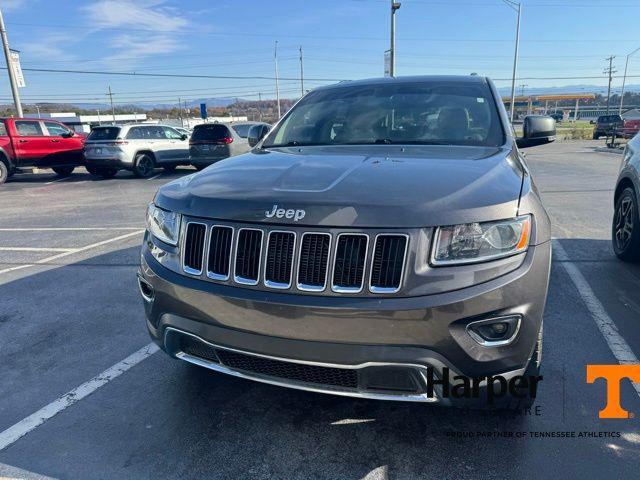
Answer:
496;84;640;96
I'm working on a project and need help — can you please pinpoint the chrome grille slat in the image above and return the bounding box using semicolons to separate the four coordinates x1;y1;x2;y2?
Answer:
332;233;369;293
207;226;234;281
183;222;207;275
234;228;263;285
369;234;408;293
297;232;331;291
264;231;296;289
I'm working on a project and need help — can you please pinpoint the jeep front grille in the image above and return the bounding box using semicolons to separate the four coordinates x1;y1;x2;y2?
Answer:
332;234;368;293
183;222;207;275
234;228;263;285
369;234;408;293
180;221;409;295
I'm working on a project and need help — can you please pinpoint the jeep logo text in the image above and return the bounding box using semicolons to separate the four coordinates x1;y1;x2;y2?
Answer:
265;204;306;222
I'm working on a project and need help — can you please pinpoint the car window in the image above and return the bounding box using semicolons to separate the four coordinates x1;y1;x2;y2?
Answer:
15;121;44;136
191;124;232;142
0;121;7;136
88;127;121;140
44;121;71;136
163;126;183;140
232;124;253;138
145;126;167;139
263;81;505;148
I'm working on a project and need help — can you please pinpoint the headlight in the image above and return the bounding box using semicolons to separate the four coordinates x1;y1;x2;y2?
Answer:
146;203;181;246
431;215;531;266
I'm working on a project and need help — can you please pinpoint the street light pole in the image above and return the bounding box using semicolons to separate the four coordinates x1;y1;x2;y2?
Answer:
0;8;22;117
619;47;640;114
108;85;116;124
503;0;521;123
604;56;616;115
390;1;401;77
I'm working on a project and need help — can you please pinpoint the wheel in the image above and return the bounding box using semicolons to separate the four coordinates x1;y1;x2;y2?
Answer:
87;166;118;179
612;187;640;262
52;166;75;176
592;133;599;140
133;153;156;178
0;160;8;185
163;164;177;173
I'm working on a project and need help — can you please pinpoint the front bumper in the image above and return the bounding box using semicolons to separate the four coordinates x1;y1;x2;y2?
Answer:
139;241;551;404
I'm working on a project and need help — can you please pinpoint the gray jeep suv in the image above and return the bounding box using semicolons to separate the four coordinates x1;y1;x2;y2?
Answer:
139;76;552;409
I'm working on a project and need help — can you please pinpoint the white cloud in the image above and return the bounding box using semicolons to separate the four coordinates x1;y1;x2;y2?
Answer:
83;0;189;33
101;33;186;68
1;0;27;11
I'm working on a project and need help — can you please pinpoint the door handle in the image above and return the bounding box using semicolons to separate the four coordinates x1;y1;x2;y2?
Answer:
18;139;28;143
51;139;60;143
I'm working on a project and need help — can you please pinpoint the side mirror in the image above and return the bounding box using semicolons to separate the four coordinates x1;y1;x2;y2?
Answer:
181;133;188;140
516;115;556;149
590;120;595;125
248;124;268;147
61;131;74;138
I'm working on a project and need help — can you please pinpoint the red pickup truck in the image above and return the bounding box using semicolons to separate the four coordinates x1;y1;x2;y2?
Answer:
0;117;86;184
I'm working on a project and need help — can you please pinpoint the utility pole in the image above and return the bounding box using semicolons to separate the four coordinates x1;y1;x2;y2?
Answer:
390;1;401;77
178;97;183;127
299;45;304;97
36;105;40;118
97;109;101;125
258;92;263;121
274;40;281;119
0;8;23;117
604;56;616;115
619;47;640;114
502;0;521;123
108;85;116;124
519;83;528;97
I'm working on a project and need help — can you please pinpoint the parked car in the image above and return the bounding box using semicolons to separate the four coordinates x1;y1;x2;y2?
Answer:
617;117;640;139
0;117;85;184
189;121;270;170
83;124;189;178
593;114;624;139
548;112;563;122
139;75;552;410
612;132;640;261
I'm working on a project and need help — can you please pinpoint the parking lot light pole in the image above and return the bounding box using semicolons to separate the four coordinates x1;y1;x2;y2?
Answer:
390;1;401;77
275;40;281;119
0;8;23;117
502;0;521;123
619;47;640;114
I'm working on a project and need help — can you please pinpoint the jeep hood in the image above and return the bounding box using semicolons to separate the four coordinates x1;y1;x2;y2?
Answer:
155;145;525;228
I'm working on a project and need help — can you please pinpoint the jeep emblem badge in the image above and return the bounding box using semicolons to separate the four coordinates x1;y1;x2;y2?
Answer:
265;204;306;222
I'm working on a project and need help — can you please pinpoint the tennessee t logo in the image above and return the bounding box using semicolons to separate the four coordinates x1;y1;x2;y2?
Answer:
586;365;640;419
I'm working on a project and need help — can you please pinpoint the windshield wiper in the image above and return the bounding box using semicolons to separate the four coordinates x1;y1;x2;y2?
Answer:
263;141;326;147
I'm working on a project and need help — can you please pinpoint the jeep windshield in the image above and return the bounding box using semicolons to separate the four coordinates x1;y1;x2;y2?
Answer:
262;80;505;148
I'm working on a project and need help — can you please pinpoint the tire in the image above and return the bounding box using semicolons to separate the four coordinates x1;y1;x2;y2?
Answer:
52;166;75;177
0;160;8;185
86;166;118;179
133;153;156;178
163;164;177;173
612;187;640;262
592;132;600;140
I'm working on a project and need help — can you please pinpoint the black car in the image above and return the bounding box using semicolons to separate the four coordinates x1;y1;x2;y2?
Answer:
548;112;563;122
593;114;624;139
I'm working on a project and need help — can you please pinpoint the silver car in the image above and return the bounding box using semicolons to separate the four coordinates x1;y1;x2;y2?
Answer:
139;76;551;409
613;133;640;261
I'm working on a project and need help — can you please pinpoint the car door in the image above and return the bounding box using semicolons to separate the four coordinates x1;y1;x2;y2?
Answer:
42;121;84;166
162;126;189;162
12;120;50;167
144;126;170;164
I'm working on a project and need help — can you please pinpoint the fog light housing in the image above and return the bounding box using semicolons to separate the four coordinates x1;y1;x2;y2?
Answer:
466;315;521;347
137;274;155;303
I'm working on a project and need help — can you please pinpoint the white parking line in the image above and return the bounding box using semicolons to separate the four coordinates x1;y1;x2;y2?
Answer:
0;230;143;275
147;173;162;181
0;247;76;252
0;343;159;451
43;177;71;185
554;240;640;398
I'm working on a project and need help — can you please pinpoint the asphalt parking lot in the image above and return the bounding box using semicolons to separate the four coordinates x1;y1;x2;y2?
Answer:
1;141;639;479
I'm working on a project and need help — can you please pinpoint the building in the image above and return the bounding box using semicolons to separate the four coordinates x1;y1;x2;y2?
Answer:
24;112;150;133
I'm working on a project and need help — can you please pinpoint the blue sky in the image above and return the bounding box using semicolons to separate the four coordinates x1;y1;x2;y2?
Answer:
1;0;639;107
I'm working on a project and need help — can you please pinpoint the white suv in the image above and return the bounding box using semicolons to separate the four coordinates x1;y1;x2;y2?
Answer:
83;124;189;178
